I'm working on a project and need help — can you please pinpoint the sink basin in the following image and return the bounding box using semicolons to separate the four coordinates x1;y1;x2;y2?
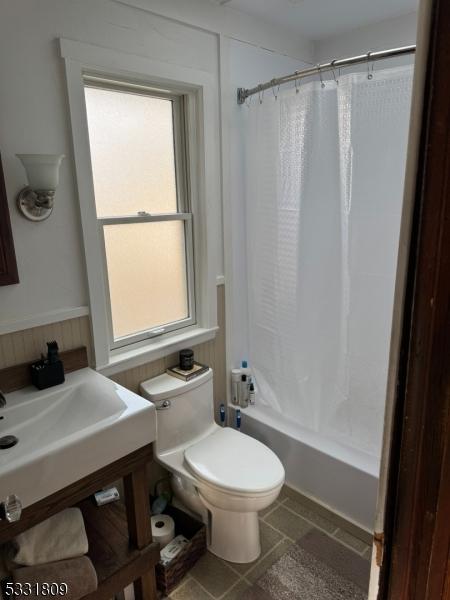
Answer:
0;368;156;508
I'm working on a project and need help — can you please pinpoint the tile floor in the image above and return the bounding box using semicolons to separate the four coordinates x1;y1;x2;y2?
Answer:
164;485;372;600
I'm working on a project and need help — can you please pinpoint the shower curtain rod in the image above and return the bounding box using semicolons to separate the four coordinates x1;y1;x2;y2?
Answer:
237;44;416;104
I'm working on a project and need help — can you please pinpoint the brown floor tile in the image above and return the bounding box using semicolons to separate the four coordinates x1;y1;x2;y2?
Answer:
167;575;191;596
278;484;302;502
259;501;279;518
296;529;371;592
229;521;284;575
240;585;273;600
190;551;238;598
221;579;251;600
170;577;212;600
264;505;312;540
334;528;370;554
283;497;337;533
246;539;293;583
347;526;372;546
280;486;372;544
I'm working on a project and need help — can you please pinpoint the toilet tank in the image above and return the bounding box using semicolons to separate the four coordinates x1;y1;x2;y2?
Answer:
140;369;215;456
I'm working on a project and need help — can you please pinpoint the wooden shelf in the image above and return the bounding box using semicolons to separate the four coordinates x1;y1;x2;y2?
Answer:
78;499;160;600
0;444;158;599
0;444;153;546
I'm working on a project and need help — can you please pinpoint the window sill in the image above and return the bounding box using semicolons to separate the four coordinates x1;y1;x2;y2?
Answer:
96;326;218;377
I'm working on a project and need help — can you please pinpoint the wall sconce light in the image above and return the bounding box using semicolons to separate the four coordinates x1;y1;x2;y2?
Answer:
16;154;65;222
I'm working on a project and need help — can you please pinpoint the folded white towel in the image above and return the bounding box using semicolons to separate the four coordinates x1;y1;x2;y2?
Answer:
13;508;88;566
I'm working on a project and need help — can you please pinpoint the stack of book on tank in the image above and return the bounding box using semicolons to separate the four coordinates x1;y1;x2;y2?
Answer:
166;362;209;382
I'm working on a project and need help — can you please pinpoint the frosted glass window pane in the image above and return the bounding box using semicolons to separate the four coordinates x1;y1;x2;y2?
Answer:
84;87;177;216
104;222;189;339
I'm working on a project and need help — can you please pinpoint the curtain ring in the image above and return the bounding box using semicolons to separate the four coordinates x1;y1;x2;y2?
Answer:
272;81;280;100
258;86;264;104
367;52;374;80
331;60;339;85
317;64;325;88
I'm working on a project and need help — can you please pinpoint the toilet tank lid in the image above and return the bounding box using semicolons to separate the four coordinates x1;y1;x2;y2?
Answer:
140;368;212;402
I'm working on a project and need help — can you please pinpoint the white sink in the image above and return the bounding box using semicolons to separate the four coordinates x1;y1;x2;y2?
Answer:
0;368;156;508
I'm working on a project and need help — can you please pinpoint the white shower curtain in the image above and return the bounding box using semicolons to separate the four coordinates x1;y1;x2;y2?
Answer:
245;65;413;457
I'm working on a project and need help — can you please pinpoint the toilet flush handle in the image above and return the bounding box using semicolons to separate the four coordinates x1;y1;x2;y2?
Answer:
156;400;171;410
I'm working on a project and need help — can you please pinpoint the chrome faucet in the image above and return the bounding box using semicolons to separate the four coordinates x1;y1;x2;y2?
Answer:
0;389;6;408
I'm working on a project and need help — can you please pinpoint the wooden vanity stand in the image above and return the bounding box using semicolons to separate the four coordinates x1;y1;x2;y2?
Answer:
0;348;160;600
0;445;160;600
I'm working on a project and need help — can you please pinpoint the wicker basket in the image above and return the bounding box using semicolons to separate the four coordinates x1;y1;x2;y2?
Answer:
153;502;207;595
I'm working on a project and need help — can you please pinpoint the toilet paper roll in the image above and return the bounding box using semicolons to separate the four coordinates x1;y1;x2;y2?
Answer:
151;514;175;548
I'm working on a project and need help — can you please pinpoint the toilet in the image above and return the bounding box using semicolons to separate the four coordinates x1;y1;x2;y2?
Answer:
140;368;285;563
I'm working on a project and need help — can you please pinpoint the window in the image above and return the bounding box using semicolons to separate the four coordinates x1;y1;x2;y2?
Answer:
83;79;195;350
61;38;219;371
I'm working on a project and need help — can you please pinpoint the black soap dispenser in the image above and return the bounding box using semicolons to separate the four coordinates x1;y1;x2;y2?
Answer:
30;340;65;390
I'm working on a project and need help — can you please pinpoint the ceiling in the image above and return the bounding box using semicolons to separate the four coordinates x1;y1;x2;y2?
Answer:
213;0;418;40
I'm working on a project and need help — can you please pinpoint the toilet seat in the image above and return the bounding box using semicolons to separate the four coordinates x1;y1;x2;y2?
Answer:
184;427;284;495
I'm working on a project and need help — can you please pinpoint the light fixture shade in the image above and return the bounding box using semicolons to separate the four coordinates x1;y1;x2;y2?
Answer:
16;154;65;190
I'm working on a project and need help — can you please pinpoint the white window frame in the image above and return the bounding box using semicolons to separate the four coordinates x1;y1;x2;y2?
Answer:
60;39;219;373
84;78;196;350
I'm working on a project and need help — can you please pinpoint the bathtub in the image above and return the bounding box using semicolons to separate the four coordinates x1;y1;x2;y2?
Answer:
230;404;379;531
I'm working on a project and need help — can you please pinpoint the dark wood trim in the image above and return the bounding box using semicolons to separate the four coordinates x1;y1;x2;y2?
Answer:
80;542;159;600
380;0;450;598
124;467;153;550
0;443;153;544
0;346;89;393
0;444;158;599
0;153;19;286
124;467;158;600
79;499;159;600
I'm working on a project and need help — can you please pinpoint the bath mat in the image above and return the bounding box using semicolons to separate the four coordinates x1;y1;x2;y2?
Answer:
243;530;370;600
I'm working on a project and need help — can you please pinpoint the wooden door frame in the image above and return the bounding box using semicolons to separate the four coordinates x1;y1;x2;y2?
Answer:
379;0;450;597
0;153;19;285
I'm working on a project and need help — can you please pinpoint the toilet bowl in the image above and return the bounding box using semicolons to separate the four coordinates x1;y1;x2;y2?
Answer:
140;369;285;563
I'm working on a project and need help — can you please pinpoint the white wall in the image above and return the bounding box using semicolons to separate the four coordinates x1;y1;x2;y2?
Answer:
0;0;214;325
0;0;312;330
114;0;314;61
315;11;418;63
